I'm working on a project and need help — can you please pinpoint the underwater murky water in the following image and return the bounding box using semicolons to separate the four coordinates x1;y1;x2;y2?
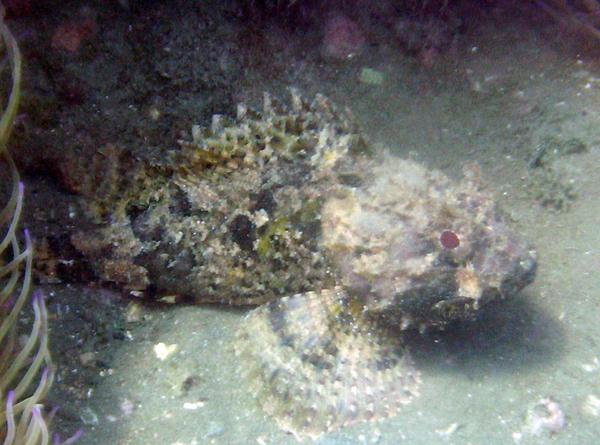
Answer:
4;1;600;444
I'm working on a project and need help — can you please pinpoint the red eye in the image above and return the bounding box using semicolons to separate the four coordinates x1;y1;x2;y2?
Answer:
440;230;460;249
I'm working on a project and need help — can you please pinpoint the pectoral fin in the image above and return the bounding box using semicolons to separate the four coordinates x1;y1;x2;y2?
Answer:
234;287;421;440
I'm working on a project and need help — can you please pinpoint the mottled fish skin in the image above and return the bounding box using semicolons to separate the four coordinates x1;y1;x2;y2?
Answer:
71;90;371;305
235;147;536;440
320;155;537;331
70;90;537;439
234;287;421;440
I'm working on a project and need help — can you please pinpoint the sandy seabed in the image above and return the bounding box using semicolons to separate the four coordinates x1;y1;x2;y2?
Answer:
10;1;600;444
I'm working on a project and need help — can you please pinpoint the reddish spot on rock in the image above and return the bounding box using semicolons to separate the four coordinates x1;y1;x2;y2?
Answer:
51;18;97;54
321;15;365;61
440;230;460;249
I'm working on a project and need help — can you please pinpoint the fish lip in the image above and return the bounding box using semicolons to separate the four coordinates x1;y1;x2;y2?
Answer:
497;248;538;297
389;247;538;328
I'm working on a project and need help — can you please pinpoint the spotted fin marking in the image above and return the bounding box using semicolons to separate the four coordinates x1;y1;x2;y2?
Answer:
234;287;421;440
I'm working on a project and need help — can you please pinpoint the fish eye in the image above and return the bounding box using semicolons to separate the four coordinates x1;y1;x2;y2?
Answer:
440;230;460;249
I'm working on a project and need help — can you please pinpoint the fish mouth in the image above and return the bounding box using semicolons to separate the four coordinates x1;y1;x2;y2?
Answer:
439;247;538;323
498;248;538;296
380;247;538;331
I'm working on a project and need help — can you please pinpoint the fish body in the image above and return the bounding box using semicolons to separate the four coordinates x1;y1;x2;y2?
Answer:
72;90;536;438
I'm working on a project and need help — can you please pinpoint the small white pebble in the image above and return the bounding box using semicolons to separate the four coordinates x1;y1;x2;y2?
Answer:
581;357;599;372
254;209;270;228
582;395;600;417
183;401;205;410
154;342;178;361
435;422;460;437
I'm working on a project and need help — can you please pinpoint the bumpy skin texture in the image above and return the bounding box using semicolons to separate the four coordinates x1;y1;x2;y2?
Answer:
72;91;371;304
236;287;421;440
321;157;537;331
72;91;537;439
